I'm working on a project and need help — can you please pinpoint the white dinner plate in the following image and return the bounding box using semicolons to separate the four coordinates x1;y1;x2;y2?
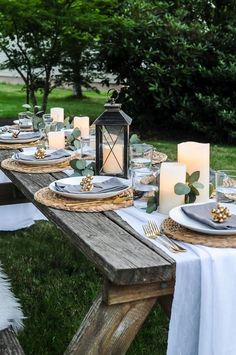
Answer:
49;176;130;200
12;149;71;166
13;120;33;128
169;202;236;235
0;132;41;144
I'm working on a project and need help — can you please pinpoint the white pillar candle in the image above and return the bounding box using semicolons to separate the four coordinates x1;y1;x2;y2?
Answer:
73;116;90;138
103;144;123;174
50;107;64;122
178;141;210;203
159;162;186;214
48;131;65;150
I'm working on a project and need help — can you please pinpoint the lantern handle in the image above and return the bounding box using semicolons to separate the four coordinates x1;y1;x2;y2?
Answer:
107;89;119;104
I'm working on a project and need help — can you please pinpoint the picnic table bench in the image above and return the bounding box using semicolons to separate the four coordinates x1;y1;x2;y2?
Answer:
0;148;175;355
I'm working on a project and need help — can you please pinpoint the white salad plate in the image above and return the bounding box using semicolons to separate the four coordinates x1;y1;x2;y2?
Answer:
169;202;236;235
12;149;71;166
49;175;130;200
0;132;41;144
13;119;33;128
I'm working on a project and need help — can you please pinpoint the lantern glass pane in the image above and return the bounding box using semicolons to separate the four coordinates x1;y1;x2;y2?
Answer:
101;125;124;175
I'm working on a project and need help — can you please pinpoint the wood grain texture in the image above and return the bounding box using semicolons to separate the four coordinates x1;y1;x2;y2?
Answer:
103;279;174;305
0;154;175;286
0;327;25;355
64;295;157;355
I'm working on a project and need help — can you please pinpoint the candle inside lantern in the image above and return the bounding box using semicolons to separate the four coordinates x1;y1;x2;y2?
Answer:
178;141;210;203
50;107;64;123
159;162;186;214
103;144;123;174
73;116;90;138
48;131;65;149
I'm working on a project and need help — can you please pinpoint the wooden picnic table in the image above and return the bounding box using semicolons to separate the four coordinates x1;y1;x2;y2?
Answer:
0;148;175;355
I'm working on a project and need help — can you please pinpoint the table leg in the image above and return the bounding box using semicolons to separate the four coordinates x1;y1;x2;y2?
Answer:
64;279;174;355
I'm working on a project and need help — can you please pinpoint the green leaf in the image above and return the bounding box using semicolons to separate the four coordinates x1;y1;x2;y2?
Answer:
189;171;200;183
73;140;81;149
22;103;31;110
174;182;190;195
130;134;141;144
82;169;94;176
192;181;204;189
69;159;78;169
188;192;197;203
87;161;96;171
56;122;64;130
75;159;86;170
186;172;190;183
72;128;81;138
190;185;200;196
146;196;158;213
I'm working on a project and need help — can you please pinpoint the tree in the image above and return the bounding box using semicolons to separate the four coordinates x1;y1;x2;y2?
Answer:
0;0;77;111
98;0;236;142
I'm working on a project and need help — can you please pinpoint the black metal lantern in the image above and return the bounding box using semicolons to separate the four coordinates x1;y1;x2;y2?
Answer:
94;100;132;178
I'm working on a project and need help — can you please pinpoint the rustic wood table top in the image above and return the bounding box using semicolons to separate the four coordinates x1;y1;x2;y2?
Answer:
0;148;175;355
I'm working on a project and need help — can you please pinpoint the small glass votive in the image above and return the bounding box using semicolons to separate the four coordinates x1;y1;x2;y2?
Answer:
81;136;96;159
130;144;153;170
216;170;236;204
132;168;159;209
18;112;32;126
43;113;53;125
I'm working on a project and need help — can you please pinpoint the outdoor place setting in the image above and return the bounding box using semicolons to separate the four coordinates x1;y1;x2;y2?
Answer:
0;2;236;355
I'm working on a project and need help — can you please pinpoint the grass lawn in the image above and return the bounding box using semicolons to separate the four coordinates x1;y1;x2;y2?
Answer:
0;82;236;354
0;82;107;120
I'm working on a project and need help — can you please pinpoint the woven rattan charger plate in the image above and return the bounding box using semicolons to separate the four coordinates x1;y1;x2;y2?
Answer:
0;139;41;150
162;217;236;248
152;150;168;165
1;157;72;173
34;187;133;212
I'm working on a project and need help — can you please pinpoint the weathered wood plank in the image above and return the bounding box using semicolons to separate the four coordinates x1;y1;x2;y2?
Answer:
0;327;25;355
103;279;174;305
104;210;175;264
64;295;157;355
1;164;175;285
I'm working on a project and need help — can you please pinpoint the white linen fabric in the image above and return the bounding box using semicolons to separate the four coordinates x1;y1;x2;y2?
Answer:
0;171;46;231
116;206;236;355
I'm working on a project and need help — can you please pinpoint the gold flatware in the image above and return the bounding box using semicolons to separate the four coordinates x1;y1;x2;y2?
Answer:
142;221;187;253
148;220;187;252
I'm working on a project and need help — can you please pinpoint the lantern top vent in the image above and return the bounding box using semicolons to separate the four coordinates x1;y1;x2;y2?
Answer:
94;99;132;126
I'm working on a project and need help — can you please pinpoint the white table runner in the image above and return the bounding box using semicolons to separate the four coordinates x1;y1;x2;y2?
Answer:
116;206;236;355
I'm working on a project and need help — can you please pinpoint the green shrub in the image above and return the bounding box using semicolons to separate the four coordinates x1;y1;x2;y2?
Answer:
98;0;236;142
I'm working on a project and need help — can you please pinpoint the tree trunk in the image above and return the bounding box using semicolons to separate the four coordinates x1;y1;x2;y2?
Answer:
29;89;37;108
72;83;83;98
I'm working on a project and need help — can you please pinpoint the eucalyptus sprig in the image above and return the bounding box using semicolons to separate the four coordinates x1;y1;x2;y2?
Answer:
66;128;81;151
130;134;141;144
174;171;204;203
146;191;159;213
21;104;44;131
69;159;95;177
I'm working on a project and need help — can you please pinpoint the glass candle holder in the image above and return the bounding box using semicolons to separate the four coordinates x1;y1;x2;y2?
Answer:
132;168;159;210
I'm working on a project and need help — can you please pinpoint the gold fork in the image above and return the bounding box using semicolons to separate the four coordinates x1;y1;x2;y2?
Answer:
142;221;186;253
148;221;187;253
